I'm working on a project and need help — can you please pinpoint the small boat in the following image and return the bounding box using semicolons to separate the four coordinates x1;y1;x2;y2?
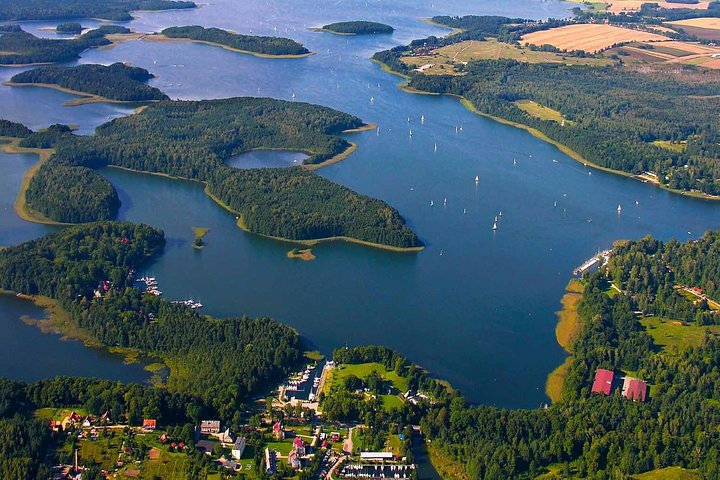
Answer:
421;114;425;124
494;216;498;222
588;172;592;175
409;129;413;137
444;197;447;205
434;143;438;152
439;250;443;256
617;204;622;213
492;222;497;231
499;210;503;217
513;158;517;166
463;208;467;214
430;200;434;207
636;200;639;205
552;159;558;163
554;201;557;207
370;96;374;103
475;175;479;183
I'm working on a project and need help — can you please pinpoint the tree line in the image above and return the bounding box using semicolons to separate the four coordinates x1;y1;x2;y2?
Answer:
0;0;196;22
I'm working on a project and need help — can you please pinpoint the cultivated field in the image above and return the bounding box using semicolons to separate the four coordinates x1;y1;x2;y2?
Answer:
401;38;612;75
522;24;667;54
606;0;710;14
609;39;720;68
668;17;720;30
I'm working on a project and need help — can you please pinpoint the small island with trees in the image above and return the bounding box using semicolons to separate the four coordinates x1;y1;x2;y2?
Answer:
5;62;169;105
55;22;83;34
192;227;209;250
153;25;313;58
313;21;394;35
0;0;197;22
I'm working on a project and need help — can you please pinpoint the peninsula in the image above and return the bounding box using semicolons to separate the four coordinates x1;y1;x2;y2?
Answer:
12;98;422;250
153;25;313;58
315;21;394;35
0;26;131;65
5;63;169;105
373;12;720;198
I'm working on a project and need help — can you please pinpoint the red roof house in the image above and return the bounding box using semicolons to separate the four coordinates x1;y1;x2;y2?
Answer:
293;437;305;448
591;369;614;396
143;419;157;431
623;378;648;402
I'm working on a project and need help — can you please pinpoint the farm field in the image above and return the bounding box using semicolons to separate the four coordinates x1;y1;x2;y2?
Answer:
401;38;612;75
606;0;710;14
515;100;574;125
521;24;667;53
608;40;720;68
667;17;720;40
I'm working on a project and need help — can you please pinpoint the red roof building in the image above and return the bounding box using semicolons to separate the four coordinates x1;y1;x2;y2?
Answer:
143;419;157;431
623;378;648;402
591;369;614;396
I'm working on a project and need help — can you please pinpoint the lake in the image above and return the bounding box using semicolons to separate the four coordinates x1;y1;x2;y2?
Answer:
2;0;720;408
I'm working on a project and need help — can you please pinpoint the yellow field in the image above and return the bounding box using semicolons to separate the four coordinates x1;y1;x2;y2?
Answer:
401;38;611;75
607;0;710;14
522;24;667;54
515;100;574;125
668;17;720;30
633;467;699;480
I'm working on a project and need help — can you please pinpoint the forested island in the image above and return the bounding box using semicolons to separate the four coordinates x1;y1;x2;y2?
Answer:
0;0;196;22
373;14;720;197
317;21;394;35
55;22;83;34
6;62;169;104
11;98;421;249
157;25;312;57
0;26;131;65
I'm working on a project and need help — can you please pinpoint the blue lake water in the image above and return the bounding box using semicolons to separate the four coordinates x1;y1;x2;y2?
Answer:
2;0;720;408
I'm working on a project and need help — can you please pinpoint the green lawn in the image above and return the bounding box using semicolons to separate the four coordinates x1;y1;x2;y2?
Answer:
332;362;409;392
264;440;294;456
34;407;88;421
380;394;404;411
634;467;699;480
641;316;720;353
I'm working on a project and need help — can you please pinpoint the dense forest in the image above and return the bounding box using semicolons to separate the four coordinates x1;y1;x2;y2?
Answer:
321;21;394;35
161;25;311;56
0;25;130;65
0;118;32;137
374;20;720;196
0;222;304;415
0;0;196;22
56;21;82;34
22;98;421;248
10;62;169;102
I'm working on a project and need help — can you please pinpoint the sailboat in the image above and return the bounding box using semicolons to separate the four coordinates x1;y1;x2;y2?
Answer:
499;210;503;217
370;96;374;103
494;216;498;222
421;114;425;124
475;175;479;183
434;143;438;153
617;204;622;213
554;201;557;207
430;200;434;207
463;208;467;214
409;129;413;137
444;198;447;206
492;221;497;231
513;158;517;166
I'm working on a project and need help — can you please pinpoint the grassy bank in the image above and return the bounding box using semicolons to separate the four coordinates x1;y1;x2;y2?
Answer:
143;34;315;59
426;443;471;480
545;279;584;403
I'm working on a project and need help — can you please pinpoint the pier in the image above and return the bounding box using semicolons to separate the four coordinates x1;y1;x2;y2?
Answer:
573;249;612;276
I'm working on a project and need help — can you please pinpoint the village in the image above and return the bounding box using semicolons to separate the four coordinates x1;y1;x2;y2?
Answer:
46;357;424;480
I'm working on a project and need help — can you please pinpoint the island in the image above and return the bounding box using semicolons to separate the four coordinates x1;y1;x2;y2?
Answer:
314;20;394;35
287;248;315;260
373;12;720;198
192;226;209;249
5;63;169;105
152;25;313;58
8;97;422;250
0;26;131;65
0;0;197;22
56;22;82;34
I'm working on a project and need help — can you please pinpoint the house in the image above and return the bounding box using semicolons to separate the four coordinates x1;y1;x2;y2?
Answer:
142;419;157;431
200;420;221;435
265;448;277;475
272;421;285;439
217;428;234;444
232;437;246;460
330;432;341;442
690;287;704;296
622;377;648;402
293;437;306;456
591;369;614;396
288;450;302;469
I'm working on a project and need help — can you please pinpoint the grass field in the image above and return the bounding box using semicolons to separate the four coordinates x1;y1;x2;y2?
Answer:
34;407;88;422
401;38;611;75
634;466;700;480
652;140;687;152
515;100;574;126
380;394;404;411
641;316;720;352
521;24;667;54
265;440;294;456
331;362;410;392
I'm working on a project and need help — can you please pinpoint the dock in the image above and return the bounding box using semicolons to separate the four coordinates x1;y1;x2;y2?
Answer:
573;249;612;276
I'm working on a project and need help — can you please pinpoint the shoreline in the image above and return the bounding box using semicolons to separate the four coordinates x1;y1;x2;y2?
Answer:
421;18;464;36
106;165;424;253
375;57;720;202
309;27;357;36
142;34;316;59
545;279;584;403
0;290;165;376
0;138;70;225
2;81;161;107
